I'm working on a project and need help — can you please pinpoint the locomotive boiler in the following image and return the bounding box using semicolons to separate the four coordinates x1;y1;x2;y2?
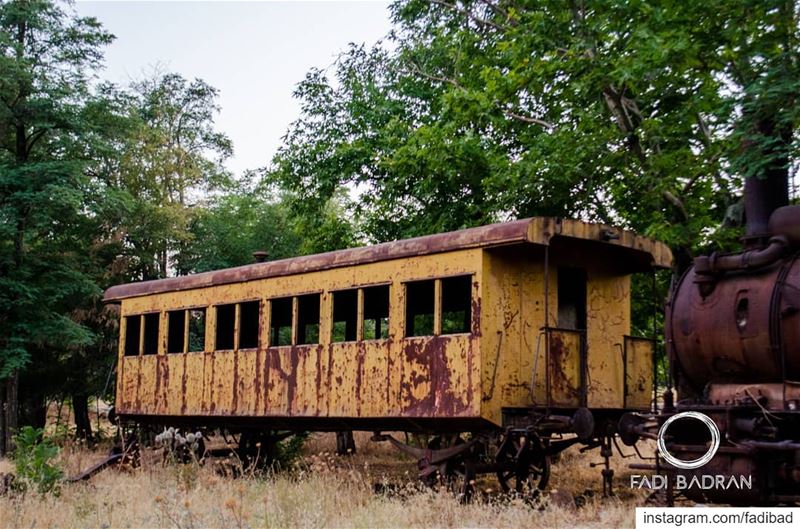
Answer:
631;174;800;505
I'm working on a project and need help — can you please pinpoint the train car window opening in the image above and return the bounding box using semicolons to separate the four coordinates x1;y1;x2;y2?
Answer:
215;304;236;350
239;301;260;349
270;297;293;346
124;315;141;356
297;294;320;345
557;267;587;330
406;280;435;337
441;276;472;335
363;285;390;340
142;313;160;355
188;309;206;352
167;310;186;354
332;289;358;342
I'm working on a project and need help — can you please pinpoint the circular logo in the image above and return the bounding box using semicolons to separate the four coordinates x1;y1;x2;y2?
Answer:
656;411;720;470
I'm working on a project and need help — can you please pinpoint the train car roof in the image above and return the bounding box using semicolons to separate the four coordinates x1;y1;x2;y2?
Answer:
104;217;673;302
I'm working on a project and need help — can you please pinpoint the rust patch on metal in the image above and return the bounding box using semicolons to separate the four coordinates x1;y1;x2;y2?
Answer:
208;352;216;413
707;382;800;410
232;348;239;412
254;347;262;414
355;341;366;416
181;353;188;414
401;337;470;416
669;255;800;391
315;344;322;414
135;360;142;411
548;331;581;405
470;290;482;337
157;355;169;411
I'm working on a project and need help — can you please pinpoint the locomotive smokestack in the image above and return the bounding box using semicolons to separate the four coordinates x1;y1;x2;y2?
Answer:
744;175;789;240
742;118;792;243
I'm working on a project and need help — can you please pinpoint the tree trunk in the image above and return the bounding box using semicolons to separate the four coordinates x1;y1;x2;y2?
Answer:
4;371;19;454
1;17;28;458
72;393;93;443
0;378;6;457
19;390;47;431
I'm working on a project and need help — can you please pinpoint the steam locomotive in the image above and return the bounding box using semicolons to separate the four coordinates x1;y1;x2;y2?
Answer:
622;174;800;505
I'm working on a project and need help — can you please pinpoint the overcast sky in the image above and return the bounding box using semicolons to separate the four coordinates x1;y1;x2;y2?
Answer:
75;1;393;176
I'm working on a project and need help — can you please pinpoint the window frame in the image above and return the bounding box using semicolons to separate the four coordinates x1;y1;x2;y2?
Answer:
212;299;262;352
403;278;437;338
167;308;187;354
403;273;475;339
361;284;391;342
237;299;262;351
214;303;237;351
330;284;392;343
330;288;360;344
140;311;161;356
268;295;295;348
186;307;207;353
440;274;474;336
164;305;209;355
123;313;143;357
297;293;321;346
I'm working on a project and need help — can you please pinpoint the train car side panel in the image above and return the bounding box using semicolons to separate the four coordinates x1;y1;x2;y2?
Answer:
116;248;484;424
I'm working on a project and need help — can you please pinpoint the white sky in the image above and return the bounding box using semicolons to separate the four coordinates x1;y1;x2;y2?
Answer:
76;1;393;176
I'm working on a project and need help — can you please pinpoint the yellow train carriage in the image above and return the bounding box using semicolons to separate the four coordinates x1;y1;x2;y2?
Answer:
104;217;671;434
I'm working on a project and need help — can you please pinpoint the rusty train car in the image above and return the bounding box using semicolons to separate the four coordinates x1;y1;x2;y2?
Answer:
104;217;671;496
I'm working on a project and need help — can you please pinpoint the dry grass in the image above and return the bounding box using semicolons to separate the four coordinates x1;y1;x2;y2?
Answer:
0;431;658;528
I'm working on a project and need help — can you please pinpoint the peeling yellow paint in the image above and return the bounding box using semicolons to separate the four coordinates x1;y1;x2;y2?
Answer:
114;233;663;430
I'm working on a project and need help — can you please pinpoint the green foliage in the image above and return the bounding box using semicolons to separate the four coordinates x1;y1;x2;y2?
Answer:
0;0;114;381
12;426;64;495
175;178;302;273
0;2;268;445
112;70;235;281
289;188;360;255
273;433;308;470
273;0;799;269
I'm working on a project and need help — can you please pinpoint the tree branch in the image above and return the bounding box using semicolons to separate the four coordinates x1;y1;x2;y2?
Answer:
503;110;555;130
406;62;461;88
662;190;689;222
428;0;509;32
478;0;516;25
25;128;49;158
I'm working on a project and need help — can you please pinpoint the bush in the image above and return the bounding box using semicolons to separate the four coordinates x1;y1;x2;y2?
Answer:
13;426;64;496
274;433;307;470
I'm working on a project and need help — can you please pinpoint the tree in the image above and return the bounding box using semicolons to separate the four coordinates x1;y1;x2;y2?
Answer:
174;177;303;273
0;0;114;453
274;0;799;269
112;71;234;281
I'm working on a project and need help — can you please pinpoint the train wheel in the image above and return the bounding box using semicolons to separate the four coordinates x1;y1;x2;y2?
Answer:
495;433;550;495
443;456;476;503
419;435;476;503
